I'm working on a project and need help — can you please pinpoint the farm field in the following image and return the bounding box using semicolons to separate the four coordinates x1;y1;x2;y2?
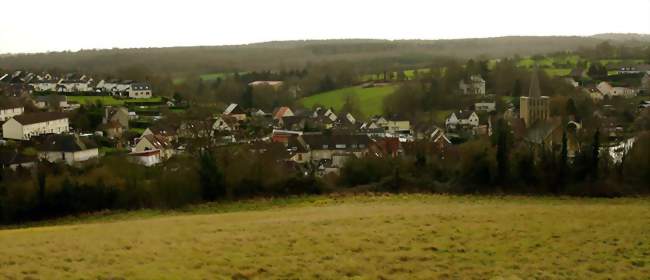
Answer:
300;85;397;117
67;96;163;106
1;194;649;279
173;72;247;85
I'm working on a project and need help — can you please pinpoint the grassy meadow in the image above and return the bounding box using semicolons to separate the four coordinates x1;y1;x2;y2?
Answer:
300;85;397;117
1;194;649;279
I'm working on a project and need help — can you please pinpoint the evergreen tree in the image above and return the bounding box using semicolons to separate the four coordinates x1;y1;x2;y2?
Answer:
496;119;509;185
558;129;568;191
591;129;601;181
566;98;577;118
242;85;253;109
198;151;225;201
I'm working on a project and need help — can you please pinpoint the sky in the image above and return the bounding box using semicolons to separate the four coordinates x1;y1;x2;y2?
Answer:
1;0;649;54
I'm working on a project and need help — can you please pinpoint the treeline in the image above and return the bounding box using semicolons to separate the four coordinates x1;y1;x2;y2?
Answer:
175;62;361;110
0;36;619;76
338;131;650;196
0;146;323;224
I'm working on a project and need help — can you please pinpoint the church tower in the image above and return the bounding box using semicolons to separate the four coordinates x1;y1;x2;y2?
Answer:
520;68;550;126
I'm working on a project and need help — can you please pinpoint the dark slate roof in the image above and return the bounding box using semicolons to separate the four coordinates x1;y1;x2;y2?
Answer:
131;83;151;90
455;110;475;119
12;112;68;125
525;118;561;144
35;95;67;103
281;116;306;128
301;134;371;150
38;134;97;152
0;98;23;110
142;134;173;149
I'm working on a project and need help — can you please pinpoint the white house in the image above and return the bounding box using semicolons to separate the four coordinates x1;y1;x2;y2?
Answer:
128;83;153;98
212;115;239;131
223;103;247;121
248;81;284;89
133;134;174;160
0;105;24;121
30;79;61;92
2;112;69;140
445;110;480;130
38;134;99;165
58;79;93;92
597;82;637;98
459;75;486;95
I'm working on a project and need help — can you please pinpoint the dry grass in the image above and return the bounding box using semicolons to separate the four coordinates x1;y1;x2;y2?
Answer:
1;194;649;279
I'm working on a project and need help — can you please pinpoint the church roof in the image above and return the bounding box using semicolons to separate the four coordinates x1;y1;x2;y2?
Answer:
529;68;542;98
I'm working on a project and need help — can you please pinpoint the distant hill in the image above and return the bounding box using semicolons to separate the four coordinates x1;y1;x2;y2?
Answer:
0;35;635;75
591;33;650;42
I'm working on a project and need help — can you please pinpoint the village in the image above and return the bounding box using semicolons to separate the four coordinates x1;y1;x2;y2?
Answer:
0;62;648;178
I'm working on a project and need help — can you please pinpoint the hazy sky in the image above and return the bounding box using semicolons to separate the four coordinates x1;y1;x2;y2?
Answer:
1;0;649;54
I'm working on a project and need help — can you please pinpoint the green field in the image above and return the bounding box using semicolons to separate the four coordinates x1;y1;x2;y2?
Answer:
173;72;247;85
1;194;648;279
67;96;162;106
300;85;397;117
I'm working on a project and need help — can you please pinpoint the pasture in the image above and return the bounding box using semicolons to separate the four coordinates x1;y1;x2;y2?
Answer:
0;194;648;279
299;85;397;117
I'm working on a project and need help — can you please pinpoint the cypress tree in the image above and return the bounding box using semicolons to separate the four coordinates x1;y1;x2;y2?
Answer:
558;129;568;191
591;129;600;181
496;119;509;185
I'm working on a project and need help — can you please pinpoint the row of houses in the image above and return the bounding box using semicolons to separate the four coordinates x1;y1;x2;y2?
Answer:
0;70;153;98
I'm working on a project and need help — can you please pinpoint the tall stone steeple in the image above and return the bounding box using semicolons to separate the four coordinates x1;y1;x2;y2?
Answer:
528;67;541;98
520;66;550;126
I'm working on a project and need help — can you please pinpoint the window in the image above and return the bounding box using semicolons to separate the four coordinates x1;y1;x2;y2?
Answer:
322;145;328;149
335;144;346;149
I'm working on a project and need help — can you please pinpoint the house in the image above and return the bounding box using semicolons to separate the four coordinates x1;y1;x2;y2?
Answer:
597;81;637;98
133;134;174;161
368;137;401;158
313;107;338;122
128;83;153;98
102;107;129;129
58;79;92;92
102;121;125;139
0;104;24;121
618;64;650;75
30;79;61;92
223;103;247;121
97;79;133;93
445;110;479;130
37;134;99;164
0;150;37;170
277;116;307;131
212;115;239;131
385;120;411;139
34;95;68;110
459;75;486;95
248;81;284;89
474;102;496;112
287;133;371;164
141;125;179;143
273;106;294;120
2;112;69;140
